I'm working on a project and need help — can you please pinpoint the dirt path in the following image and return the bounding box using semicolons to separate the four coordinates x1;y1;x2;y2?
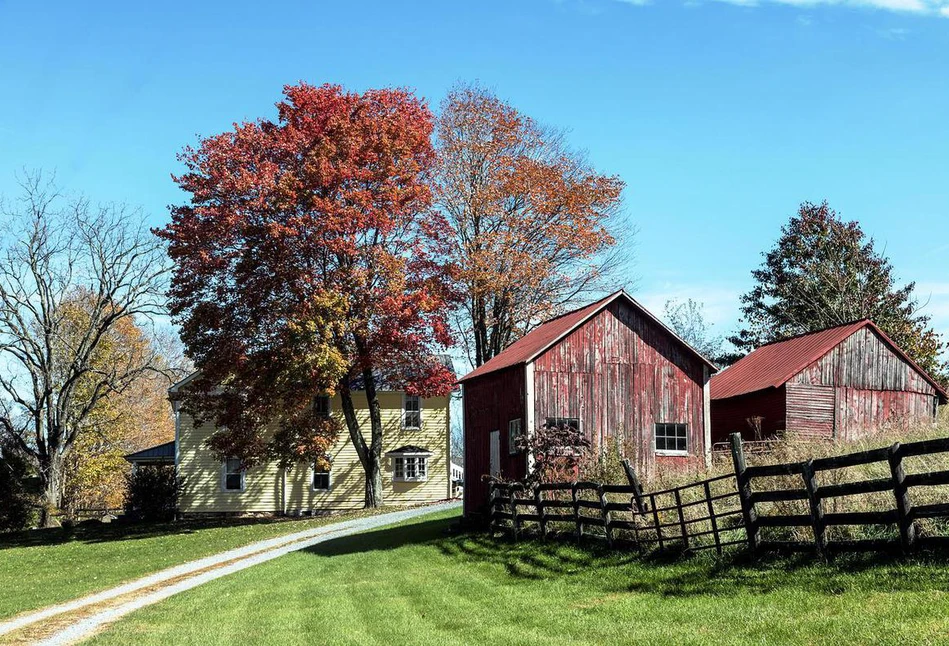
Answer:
0;501;459;646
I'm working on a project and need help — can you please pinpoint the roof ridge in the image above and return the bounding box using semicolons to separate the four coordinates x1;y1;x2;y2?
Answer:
757;319;870;348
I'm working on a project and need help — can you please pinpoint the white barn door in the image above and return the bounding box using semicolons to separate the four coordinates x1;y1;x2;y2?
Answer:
489;430;500;477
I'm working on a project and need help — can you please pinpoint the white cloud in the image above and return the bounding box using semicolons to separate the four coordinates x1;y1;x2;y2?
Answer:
611;0;949;16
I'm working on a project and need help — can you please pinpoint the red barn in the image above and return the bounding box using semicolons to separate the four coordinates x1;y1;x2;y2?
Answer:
459;290;717;518
711;319;947;444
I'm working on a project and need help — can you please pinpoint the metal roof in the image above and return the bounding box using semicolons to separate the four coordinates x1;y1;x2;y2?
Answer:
710;319;949;402
458;290;718;383
124;441;175;463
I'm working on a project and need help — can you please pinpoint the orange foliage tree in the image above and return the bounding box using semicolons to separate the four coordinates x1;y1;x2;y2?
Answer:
433;84;628;367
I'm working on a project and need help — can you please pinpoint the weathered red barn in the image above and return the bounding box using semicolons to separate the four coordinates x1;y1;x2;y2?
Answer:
711;320;947;444
459;290;718;518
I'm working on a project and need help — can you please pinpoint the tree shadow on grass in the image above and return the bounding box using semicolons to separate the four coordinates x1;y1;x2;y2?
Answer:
302;517;949;599
0;515;318;550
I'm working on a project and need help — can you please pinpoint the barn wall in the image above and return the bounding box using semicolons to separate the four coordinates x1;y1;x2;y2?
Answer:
462;365;526;517
710;387;786;444
531;300;709;478
789;326;939;438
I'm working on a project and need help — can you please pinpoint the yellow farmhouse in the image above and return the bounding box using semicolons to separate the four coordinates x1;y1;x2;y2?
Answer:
138;372;454;516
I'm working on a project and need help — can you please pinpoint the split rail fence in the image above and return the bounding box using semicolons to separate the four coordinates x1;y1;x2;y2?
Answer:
488;432;949;558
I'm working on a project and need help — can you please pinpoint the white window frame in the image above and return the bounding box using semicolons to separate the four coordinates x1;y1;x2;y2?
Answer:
544;416;580;431
221;457;246;492
508;418;523;455
311;464;332;492
313;394;332;418
654;422;689;456
391;452;430;482
402;394;422;430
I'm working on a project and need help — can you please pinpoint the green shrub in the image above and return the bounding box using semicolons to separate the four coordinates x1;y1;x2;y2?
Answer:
0;445;37;532
124;466;183;522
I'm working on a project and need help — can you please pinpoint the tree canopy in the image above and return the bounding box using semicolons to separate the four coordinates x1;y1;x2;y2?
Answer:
731;201;947;382
159;83;456;506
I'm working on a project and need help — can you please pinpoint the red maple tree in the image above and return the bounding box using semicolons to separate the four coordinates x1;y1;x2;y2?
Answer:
158;83;456;506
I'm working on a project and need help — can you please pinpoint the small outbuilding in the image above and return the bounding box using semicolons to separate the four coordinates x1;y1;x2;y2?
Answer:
711;319;947;445
459;290;718;518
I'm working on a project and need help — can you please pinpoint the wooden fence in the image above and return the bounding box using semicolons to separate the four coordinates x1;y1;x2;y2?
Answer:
489;432;949;558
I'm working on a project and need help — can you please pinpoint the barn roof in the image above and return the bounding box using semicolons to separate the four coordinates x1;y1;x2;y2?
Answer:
124;441;175;464
458;290;718;383
711;319;948;402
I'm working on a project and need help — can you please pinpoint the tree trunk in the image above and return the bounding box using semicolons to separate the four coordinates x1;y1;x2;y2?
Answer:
339;374;386;509
38;452;64;527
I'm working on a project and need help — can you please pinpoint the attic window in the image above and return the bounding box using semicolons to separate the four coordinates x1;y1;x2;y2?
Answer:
655;423;688;455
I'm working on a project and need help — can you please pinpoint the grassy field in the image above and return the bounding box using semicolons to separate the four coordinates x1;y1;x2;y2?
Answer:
0;507;393;620
86;507;949;646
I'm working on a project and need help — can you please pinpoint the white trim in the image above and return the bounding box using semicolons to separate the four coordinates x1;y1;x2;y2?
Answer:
653;422;689;457
655;450;690;457
703;365;712;468
402;393;422;430
221;457;246;493
525;361;535;474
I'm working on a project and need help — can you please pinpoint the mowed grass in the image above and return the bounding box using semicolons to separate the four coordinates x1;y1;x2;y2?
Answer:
0;507;394;620
88;507;949;646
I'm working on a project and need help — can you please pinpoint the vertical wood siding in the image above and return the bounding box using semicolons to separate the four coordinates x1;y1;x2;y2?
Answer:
531;300;709;478
462;365;526;516
788;327;938;438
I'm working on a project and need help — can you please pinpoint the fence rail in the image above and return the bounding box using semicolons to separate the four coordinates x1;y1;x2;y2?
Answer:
488;433;949;559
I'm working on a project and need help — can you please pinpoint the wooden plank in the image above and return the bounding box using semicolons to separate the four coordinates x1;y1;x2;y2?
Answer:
911;502;949;519
572;482;582;543
650;492;663;552
817;477;893;499
750;489;808;503
898;436;949;457
744;462;803;478
755;514;813;528
811;447;890;471
674;488;689;549
535;487;547;539
905;470;949;488
599;484;613;547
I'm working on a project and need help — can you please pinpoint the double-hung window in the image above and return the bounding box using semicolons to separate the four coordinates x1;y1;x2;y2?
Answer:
389;447;431;482
313;394;331;418
508;418;523;455
403;395;421;429
312;466;331;491
222;457;245;492
654;423;688;455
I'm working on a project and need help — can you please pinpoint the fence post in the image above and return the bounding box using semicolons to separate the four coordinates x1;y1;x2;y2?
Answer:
598;484;613;548
512;483;524;541
704;479;722;555
621;458;647;514
801;459;826;560
534;485;547;540
674;487;689;551
888;442;916;553
730;432;759;552
572;482;583;543
488;479;498;536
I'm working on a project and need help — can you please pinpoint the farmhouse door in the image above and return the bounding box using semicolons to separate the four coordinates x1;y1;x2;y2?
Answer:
489;430;500;477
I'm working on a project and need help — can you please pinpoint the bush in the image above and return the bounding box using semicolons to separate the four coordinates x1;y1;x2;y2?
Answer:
0;445;37;532
124;465;183;522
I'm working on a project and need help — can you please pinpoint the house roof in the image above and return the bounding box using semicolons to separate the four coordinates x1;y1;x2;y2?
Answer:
458;290;718;383
124;441;175;464
711;319;949;402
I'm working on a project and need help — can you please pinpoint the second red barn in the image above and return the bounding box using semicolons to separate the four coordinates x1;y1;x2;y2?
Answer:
711;320;947;445
459;290;718;519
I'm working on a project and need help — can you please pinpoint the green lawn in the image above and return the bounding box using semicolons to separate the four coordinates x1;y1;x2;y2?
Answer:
86;507;949;646
0;507;392;620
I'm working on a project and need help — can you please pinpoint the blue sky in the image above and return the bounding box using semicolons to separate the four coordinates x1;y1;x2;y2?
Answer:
1;0;947;352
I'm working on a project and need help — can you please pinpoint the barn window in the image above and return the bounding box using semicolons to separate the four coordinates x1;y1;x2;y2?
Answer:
222;457;245;492
654;423;688;455
312;466;331;491
313;394;331;418
403;395;422;429
508;418;523;455
545;417;580;431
